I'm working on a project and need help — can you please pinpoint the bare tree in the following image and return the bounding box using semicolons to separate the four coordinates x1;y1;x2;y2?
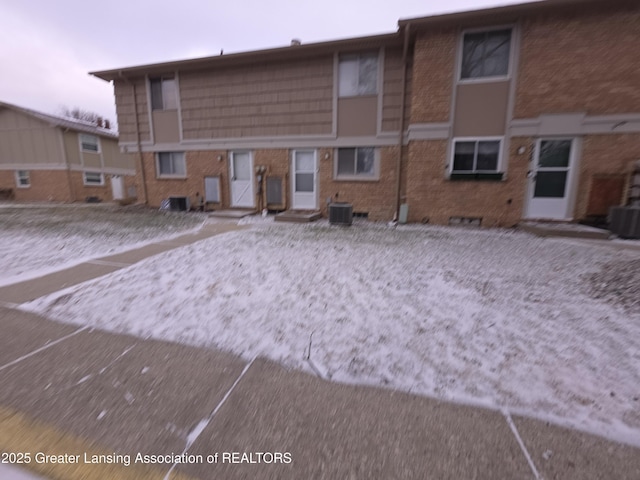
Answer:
59;106;111;128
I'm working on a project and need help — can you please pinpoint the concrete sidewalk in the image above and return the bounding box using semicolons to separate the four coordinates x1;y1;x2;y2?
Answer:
0;306;639;480
0;221;244;306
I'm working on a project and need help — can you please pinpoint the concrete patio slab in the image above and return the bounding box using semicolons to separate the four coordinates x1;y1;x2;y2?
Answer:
178;358;533;480
513;415;640;480
519;222;610;240
208;209;256;219
0;306;78;366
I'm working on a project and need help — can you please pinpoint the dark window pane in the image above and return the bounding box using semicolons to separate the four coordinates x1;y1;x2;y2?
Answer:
476;141;499;171
172;153;185;175
295;173;314;192
453;142;475;171
539;140;571;168
150;78;163;110
483;30;511;76
461;33;485;79
356;147;375;175
158;153;172;174
358;55;378;95
337;148;355;175
162;79;177;110
534;171;568;198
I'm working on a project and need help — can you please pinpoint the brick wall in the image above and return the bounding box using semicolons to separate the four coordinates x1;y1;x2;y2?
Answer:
139;151;228;209
0;169;72;203
319;147;398;221
405;140;528;227
409;29;456;124
515;7;640;118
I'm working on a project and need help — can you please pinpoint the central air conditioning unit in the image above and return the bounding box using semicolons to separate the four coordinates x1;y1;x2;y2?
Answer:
329;203;353;226
609;206;640;239
168;196;190;211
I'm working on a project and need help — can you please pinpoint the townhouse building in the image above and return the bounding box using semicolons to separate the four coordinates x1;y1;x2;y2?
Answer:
91;0;640;225
0;102;136;203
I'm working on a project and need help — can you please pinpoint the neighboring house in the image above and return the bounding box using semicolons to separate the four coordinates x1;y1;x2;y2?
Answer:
90;0;640;225
0;102;136;203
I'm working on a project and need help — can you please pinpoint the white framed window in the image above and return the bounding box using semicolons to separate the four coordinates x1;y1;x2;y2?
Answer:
83;172;104;185
338;53;378;97
150;76;177;110
335;147;378;180
79;134;100;153
15;170;30;188
156;152;186;177
460;28;512;81
451;138;503;174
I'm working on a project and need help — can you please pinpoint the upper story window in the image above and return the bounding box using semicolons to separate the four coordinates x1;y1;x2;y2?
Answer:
338;53;378;97
80;134;100;153
336;147;378;180
156;152;186;177
460;29;511;80
150;76;177;110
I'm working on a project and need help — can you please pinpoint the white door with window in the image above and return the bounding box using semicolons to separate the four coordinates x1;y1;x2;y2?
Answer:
526;138;577;220
111;175;124;200
230;152;254;207
291;150;317;210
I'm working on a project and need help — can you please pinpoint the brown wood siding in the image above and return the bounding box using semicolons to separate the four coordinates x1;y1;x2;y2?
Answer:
337;97;377;136
453;82;509;137
114;78;151;144
0;109;64;165
381;48;412;132
179;57;334;139
152;110;180;143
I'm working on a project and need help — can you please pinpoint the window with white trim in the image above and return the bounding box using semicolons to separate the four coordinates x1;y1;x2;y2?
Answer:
338;53;378;97
336;147;377;179
80;134;100;153
460;29;511;80
83;172;104;185
15;170;30;187
156;152;186;177
150;76;177;110
452;139;502;173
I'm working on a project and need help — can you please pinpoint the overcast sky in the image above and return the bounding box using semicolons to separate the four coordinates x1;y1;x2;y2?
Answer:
1;0;531;128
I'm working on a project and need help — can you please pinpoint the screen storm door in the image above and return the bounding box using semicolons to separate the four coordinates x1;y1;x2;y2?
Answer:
526;138;576;220
230;152;254;207
291;150;317;210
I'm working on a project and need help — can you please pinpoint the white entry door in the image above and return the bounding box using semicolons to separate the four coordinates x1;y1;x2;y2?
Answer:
110;175;124;200
291;150;317;210
526;138;577;220
230;152;254;207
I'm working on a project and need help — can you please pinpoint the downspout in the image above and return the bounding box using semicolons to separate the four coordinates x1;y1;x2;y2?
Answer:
394;23;410;221
119;71;148;205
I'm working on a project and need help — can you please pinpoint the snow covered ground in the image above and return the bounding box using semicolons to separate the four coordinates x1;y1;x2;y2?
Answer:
0;204;204;286
3;207;640;447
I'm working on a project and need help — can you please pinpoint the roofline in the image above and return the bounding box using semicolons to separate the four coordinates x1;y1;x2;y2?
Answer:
0;101;118;138
398;0;633;29
90;32;401;81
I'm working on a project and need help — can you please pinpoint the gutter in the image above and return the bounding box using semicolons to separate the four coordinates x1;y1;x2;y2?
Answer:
394;23;410;221
118;71;148;205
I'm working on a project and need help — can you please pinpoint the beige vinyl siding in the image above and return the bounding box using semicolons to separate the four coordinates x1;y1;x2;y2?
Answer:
337;97;377;136
0;109;65;165
62;131;81;166
381;48;412;132
180;57;334;139
152;110;180;143
114;78;151;144
101;139;133;170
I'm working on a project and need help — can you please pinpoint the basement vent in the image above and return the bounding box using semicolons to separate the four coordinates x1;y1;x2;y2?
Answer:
449;216;482;226
609;206;640;239
166;196;190;211
329;203;353;226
